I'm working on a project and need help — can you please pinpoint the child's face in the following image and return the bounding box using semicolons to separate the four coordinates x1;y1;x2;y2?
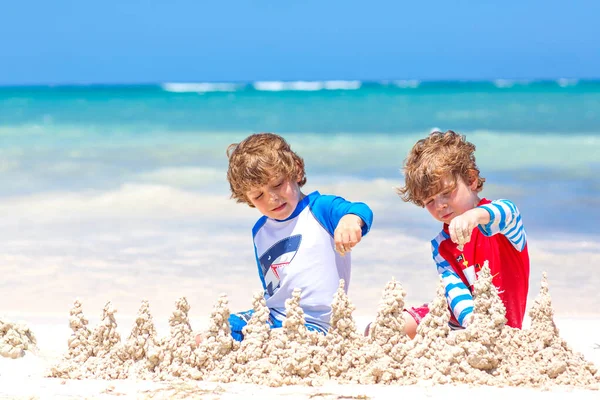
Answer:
423;174;480;224
245;174;303;220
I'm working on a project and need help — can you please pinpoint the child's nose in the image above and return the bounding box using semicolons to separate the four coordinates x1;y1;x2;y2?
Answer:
435;198;447;210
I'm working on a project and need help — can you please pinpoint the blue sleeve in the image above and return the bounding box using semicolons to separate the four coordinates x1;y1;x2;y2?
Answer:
310;195;373;237
430;232;473;327
440;268;474;327
477;199;527;251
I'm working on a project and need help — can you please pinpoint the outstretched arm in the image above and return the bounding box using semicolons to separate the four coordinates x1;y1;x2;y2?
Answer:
478;199;527;251
311;195;373;255
447;207;489;249
448;199;526;251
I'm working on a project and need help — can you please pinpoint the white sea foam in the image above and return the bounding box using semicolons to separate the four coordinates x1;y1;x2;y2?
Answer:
492;79;533;88
0;176;529;236
493;79;515;88
253;80;361;91
322;80;362;90
252;81;288;91
161;82;242;93
134;167;225;188
557;78;579;87
392;79;420;88
0;184;250;223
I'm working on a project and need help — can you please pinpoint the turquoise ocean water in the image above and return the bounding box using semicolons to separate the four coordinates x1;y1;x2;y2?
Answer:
1;80;599;320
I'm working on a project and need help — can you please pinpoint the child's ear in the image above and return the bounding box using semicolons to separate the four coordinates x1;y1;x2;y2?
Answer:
295;161;305;183
468;169;479;190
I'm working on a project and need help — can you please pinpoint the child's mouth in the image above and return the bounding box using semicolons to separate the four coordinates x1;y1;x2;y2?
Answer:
272;203;287;212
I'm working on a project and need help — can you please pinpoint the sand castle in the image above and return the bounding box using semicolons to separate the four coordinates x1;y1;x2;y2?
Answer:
0;318;37;359
12;264;594;390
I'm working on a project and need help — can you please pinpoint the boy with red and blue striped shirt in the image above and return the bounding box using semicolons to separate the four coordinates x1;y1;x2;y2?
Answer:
396;130;529;337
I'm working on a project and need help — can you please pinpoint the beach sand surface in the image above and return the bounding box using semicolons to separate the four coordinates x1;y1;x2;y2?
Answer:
1;299;599;399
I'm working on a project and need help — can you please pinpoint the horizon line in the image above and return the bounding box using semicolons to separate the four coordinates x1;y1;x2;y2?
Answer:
1;77;599;89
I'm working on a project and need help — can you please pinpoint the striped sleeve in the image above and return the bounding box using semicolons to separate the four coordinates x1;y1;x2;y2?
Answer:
478;199;527;251
431;232;474;327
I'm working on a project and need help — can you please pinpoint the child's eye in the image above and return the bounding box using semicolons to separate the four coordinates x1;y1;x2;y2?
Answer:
274;181;283;188
254;193;263;200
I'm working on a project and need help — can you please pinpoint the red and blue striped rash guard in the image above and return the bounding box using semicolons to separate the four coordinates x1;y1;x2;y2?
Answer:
430;198;530;329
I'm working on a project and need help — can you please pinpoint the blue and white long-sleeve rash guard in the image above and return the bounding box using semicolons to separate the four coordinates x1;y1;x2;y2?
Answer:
252;191;373;332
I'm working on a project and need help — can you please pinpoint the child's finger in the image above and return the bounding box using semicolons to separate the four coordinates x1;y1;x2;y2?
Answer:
347;230;360;247
464;231;472;244
334;230;347;255
334;229;343;247
456;228;465;244
449;226;459;244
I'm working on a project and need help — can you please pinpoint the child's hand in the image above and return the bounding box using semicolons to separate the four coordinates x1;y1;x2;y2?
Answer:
448;209;480;249
334;214;364;256
448;207;489;249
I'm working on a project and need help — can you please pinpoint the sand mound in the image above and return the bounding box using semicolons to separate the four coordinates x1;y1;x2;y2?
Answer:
45;264;600;390
0;318;37;359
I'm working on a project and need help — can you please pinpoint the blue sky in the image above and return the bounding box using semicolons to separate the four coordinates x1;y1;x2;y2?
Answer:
1;0;599;84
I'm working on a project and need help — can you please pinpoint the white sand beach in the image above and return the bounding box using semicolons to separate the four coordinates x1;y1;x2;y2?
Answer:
0;319;598;399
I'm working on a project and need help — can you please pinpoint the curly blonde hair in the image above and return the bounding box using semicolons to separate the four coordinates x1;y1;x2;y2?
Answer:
397;130;485;207
226;133;307;207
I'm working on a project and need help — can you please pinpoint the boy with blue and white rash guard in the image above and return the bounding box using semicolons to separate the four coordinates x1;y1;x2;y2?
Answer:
393;130;529;338
220;133;373;341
